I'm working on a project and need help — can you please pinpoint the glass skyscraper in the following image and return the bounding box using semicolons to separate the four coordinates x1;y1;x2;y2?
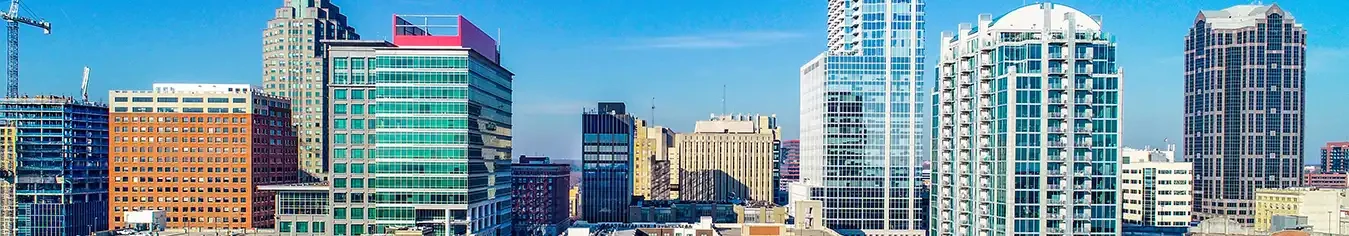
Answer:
580;102;635;223
797;0;926;235
1185;4;1305;226
323;15;513;236
931;3;1122;235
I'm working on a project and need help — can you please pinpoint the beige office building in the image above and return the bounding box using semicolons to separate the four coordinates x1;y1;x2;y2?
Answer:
262;0;359;180
633;119;675;200
675;114;779;202
1255;187;1349;234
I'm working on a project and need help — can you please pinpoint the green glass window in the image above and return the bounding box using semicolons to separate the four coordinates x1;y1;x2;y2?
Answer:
374;147;466;159
333;178;347;188
351;134;364;144
333;58;348;69
334;89;348;99
334;104;348;114
376;207;416;221
367;90;377;99
313;222;326;233
376;102;467;114
334;134;347;144
351;164;365;174
375;56;468;69
377;117;468;129
351;119;365;130
334;224;347;235
351;58;366;69
352;104;365;114
351;90;365;99
375;132;467;144
334;163;347;173
373;71;469;84
353;73;367;84
350;207;364;219
351;178;365;188
280;222;292;232
351;225;364;235
334;119;348;129
296;221;309;232
368;208;377;219
352;149;366;159
333;73;349;84
333;148;348;159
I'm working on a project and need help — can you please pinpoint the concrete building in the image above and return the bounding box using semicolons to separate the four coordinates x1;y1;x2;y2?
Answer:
627;200;786;224
633;119;675;200
1;96;109;236
582;102;637;223
1323;142;1349;173
570;184;581;220
0;122;14;236
931;3;1122;235
321;15;513;235
1254;187;1349;234
1305;173;1349;189
797;0;927;234
1121;145;1192;233
675;114;779;203
262;0;360;181
108;84;299;229
1186;4;1307;225
513;156;572;236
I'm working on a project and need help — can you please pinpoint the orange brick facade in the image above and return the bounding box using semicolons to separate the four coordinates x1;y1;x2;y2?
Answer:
108;86;297;230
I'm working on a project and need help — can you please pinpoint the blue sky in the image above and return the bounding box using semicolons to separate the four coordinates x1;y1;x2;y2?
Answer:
15;0;1349;164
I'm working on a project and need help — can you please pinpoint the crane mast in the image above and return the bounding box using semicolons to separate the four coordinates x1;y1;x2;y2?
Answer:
80;66;88;101
2;0;49;98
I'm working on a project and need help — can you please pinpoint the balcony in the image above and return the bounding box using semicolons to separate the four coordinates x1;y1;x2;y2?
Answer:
1074;198;1090;204
1048;156;1064;162
1075;213;1092;219
1047;141;1068;148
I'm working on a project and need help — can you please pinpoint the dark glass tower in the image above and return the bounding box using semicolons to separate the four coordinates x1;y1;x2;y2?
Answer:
580;102;635;223
1185;4;1305;226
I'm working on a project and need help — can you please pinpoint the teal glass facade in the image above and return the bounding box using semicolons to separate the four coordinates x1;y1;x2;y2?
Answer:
931;3;1121;236
325;40;513;236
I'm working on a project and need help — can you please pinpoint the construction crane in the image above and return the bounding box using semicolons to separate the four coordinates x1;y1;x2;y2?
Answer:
1;0;49;98
80;66;88;101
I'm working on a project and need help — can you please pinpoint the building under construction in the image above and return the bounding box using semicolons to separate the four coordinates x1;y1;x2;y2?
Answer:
512;156;571;236
1;95;109;236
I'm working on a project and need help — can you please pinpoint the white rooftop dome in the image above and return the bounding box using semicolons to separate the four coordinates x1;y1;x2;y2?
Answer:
989;3;1101;31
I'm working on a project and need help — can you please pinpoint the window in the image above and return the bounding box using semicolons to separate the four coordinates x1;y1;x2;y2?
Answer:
156;97;178;102
334;119;348;129
113;97;127;102
183;97;204;103
279;222;292;232
232;98;246;103
334;89;348;99
207;98;230;103
334;104;348;114
131;97;153;102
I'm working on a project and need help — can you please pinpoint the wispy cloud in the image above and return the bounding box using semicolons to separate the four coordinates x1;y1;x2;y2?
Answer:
625;31;805;49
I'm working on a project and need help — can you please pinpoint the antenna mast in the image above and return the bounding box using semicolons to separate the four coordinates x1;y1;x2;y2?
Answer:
721;84;726;115
650;97;656;125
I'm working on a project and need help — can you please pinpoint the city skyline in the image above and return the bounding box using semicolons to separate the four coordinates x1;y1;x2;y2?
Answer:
7;1;1349;165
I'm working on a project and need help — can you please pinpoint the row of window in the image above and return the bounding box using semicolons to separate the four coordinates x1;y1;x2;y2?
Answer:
114;97;246;104
114;116;248;124
113;194;248;203
111;156;248;164
334;162;467;175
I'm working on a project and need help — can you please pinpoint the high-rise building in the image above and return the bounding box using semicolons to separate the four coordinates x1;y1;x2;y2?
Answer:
1121;146;1192;234
322;14;513;235
779;140;800;190
633;119;675;200
931;3;1122;235
675;114;779;203
512;156;571;236
107;84;299;229
1;96;108;236
1322;142;1349;173
796;0;926;234
581;102;636;223
1186;4;1306;225
263;0;360;181
0;121;14;236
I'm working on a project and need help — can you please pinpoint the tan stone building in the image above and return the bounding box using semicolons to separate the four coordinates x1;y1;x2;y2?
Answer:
675;114;779;202
633;119;675;200
262;0;359;181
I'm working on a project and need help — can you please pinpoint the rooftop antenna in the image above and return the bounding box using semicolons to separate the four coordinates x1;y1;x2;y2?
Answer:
650;97;656;125
80;66;88;101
